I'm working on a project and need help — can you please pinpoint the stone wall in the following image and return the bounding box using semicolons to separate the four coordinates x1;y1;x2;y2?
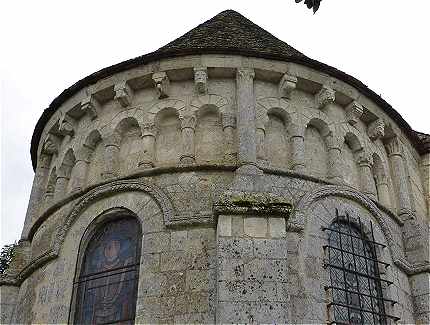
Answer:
2;55;428;324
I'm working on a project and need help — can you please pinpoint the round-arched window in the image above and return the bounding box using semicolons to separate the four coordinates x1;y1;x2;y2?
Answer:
73;216;141;324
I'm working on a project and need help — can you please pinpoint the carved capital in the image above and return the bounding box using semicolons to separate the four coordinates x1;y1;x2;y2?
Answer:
194;67;208;94
104;132;121;147
152;72;169;99
345;101;363;125
81;95;100;120
357;151;373;167
368;118;385;141
142;123;158;137
236;68;255;82
385;136;402;157
42;134;59;155
221;113;236;129
180;115;197;131
278;73;297;99
114;81;134;107
58;112;74;137
316;86;335;109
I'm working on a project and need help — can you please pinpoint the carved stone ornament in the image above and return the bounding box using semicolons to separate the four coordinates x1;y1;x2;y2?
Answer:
180;115;197;130
345;101;363;125
42;134;59;155
384;135;402;156
142;122;158;137
367;118;385;140
356;150;373;167
58;112;74;137
152;72;169;99
194;67;208;94
222;113;236;129
80;94;100;120
316;85;335;109
278;73;297;99
114;81;134;107
236;68;255;82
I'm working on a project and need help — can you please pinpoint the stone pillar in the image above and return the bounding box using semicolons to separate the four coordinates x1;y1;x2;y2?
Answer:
179;115;197;165
256;124;267;162
236;68;257;167
21;154;51;239
138;123;157;169
421;153;430;216
357;152;377;200
102;133;121;179
222;113;236;162
375;174;391;208
54;171;70;201
325;133;343;184
289;124;305;173
70;146;91;192
385;136;412;217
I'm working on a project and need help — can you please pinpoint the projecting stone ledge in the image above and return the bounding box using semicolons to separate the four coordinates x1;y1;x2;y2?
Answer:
213;190;293;217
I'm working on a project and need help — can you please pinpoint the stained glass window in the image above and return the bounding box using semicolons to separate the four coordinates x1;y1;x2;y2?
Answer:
73;217;141;325
323;211;399;325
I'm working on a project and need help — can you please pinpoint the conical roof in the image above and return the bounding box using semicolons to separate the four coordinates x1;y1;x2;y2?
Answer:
150;10;307;61
30;10;429;169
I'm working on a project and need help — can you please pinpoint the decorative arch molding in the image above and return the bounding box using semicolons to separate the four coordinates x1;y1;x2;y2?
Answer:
190;94;229;114
3;179;175;286
54;179;174;254
288;184;430;275
256;97;299;130
147;98;186;123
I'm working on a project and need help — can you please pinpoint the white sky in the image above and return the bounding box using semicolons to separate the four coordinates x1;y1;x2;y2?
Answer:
1;1;429;248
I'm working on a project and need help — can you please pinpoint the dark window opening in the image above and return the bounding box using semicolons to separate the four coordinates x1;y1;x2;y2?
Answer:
323;210;399;325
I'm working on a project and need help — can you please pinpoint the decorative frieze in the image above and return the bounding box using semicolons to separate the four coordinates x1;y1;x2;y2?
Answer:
278;73;297;99
114;81;134;107
80;94;100;120
345;101;363;125
368;118;385;141
316;85;335;109
194;67;208;94
152;72;169;99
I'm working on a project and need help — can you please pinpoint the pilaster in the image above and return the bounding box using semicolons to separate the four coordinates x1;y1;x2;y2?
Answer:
138;123;158;169
179;115;197;165
357;151;377;200
102;133;121;179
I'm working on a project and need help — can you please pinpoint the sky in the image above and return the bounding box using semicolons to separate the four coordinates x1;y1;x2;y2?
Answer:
1;1;429;248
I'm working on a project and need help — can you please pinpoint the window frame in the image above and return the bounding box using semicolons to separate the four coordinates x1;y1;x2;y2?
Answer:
68;208;142;325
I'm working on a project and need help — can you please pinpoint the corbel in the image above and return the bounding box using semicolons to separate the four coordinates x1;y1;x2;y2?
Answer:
58;112;74;137
278;73;297;99
194;67;208;94
114;81;134;107
80;94;100;120
152;72;169;99
42;134;60;155
316;85;336;109
345;101;364;126
367;118;385;141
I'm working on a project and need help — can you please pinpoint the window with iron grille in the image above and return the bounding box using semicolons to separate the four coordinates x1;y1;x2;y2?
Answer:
73;217;141;325
323;210;399;325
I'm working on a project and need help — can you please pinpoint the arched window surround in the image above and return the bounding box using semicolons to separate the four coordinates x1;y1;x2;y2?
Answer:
323;210;399;324
69;208;143;325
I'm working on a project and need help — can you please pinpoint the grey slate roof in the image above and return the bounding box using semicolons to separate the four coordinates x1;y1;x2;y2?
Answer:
30;10;430;169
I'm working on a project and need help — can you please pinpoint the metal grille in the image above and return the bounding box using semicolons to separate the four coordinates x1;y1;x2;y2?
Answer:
322;210;399;325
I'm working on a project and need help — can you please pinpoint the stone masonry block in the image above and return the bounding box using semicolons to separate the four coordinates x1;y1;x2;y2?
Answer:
186;269;209;292
253;238;288;259
218;280;277;302
244;217;268;237
269;217;286;238
218;258;246;281
218;237;254;259
160;250;187;272
232;215;244;236
142;232;170;253
244;258;289;282
170;230;187;251
218;215;232;237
